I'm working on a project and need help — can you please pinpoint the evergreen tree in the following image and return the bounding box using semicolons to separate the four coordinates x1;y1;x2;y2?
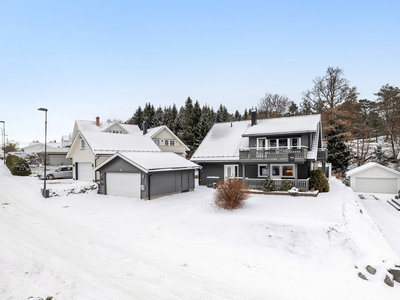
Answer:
154;106;164;127
373;145;389;166
243;109;248;120
234;110;242;121
143;103;155;127
326;126;352;173
216;104;230;122
181;97;195;155
286;102;299;116
128;106;144;129
195;105;215;149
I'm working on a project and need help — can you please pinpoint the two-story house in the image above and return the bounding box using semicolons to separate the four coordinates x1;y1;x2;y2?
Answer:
190;112;328;190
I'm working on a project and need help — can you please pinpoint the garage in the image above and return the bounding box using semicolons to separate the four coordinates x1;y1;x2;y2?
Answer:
347;162;400;194
94;152;200;199
106;173;141;198
76;162;92;181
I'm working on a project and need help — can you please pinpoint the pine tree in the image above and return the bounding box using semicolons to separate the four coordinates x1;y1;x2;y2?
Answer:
154;106;164;127
128;106;144;129
243;109;248;120
326;126;352;173
143;103;155;128
373;145;389;166
234;110;242;121
181;97;195;155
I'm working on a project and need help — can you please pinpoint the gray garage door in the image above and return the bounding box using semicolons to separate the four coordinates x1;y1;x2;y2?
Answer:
106;173;141;198
356;178;397;194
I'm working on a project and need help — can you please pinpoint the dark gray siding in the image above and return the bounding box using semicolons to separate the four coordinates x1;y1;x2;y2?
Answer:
48;154;72;166
297;162;309;179
198;162;244;186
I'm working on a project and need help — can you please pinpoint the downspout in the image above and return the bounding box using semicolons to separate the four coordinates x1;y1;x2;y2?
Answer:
147;173;152;200
95;156;100;182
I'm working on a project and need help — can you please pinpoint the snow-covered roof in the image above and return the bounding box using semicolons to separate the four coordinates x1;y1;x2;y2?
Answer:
135;125;190;151
242;114;321;136
75;120;140;135
77;131;161;156
191;120;251;162
191;115;322;162
94;151;200;173
346;162;400;177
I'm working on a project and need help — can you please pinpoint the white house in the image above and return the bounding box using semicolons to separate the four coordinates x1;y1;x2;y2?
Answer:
140;124;189;158
66;131;161;181
346;162;400;194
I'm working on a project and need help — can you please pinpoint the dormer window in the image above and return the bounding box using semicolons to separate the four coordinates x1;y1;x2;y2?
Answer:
154;139;160;145
165;140;175;146
80;139;85;150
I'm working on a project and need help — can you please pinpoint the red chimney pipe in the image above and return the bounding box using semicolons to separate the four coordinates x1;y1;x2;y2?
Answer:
96;116;100;126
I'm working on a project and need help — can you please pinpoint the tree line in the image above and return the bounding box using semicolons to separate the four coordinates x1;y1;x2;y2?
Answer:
124;67;399;173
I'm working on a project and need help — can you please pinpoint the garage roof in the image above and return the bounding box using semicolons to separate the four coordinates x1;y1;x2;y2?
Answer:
347;162;400;177
94;151;201;173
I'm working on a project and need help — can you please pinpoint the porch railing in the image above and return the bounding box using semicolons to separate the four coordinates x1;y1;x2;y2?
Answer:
243;178;310;191
239;147;308;162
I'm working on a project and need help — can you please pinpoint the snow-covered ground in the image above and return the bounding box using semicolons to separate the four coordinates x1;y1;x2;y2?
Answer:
1;165;399;300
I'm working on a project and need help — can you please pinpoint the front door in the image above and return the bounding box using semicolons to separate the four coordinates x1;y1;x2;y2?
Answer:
224;165;238;179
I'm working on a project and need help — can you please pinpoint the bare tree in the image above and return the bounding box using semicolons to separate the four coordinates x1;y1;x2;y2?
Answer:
302;67;358;112
258;93;292;119
374;84;400;158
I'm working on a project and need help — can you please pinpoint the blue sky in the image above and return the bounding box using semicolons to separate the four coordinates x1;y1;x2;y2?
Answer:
1;0;399;146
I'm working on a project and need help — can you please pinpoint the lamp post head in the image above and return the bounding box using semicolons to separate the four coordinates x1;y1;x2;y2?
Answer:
38;108;48;112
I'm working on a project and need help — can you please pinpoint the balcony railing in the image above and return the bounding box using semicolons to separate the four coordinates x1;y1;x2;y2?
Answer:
243;178;310;190
239;146;308;162
317;148;328;161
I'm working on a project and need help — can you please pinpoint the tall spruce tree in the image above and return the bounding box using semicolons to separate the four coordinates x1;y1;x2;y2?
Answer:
326;125;352;173
181;97;195;155
154;106;164;127
143;103;155;128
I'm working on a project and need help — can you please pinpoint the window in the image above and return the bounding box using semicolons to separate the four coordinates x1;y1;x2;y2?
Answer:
279;139;288;149
258;164;269;177
153;139;160;145
165;140;175;146
282;165;294;177
290;138;301;149
224;165;238;178
80;139;85;150
272;165;280;176
268;139;277;149
257;138;266;149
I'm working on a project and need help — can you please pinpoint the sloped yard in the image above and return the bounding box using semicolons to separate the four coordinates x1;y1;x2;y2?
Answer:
0;165;399;300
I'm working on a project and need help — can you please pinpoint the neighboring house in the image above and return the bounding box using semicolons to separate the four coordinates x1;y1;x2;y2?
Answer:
140;123;189;158
22;141;72;166
191;112;328;190
94;151;200;199
346;162;400;194
66;130;161;181
72;117;141;137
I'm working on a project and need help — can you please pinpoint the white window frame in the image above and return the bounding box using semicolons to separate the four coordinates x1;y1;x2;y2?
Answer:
153;139;160;145
270;164;280;179
267;139;277;150
80;139;85;150
165;139;175;146
257;138;266;150
258;164;269;177
224;164;239;179
281;164;295;178
289;137;301;149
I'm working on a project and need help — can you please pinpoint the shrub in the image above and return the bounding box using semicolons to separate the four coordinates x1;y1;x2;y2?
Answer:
213;179;250;210
12;160;32;176
6;154;32;176
279;180;292;191
309;170;329;192
262;178;275;192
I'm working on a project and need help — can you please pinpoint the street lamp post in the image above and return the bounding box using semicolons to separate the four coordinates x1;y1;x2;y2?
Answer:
38;108;48;198
0;121;5;164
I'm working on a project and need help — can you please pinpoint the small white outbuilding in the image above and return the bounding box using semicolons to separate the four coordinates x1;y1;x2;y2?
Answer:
346;162;400;194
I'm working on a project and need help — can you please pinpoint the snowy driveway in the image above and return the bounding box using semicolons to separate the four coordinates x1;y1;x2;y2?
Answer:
358;193;400;258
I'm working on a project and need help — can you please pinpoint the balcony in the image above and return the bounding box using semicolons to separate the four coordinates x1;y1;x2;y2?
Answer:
317;148;328;161
239;147;308;163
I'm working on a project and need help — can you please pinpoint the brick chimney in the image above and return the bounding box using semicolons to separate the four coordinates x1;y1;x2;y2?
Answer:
96;116;100;126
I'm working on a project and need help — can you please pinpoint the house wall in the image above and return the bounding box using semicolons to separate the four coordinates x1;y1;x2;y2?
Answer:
47;154;72;166
103;124;128;134
153;130;187;157
198;162;244;186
